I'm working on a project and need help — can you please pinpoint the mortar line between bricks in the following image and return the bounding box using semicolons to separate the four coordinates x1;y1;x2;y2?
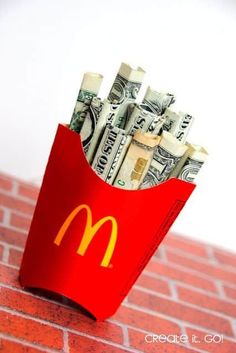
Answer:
11;180;19;196
0;240;23;252
1;207;11;227
0;206;33;220
0;306;143;353
214;279;227;299
133;284;236;322
63;331;69;353
151;257;236;286
0;261;19;270
1;244;10;264
205;245;219;264
0;206;33;219
143;269;236;300
156;246;167;262
121;325;130;347
123;302;236;341
0;222;28;235
166;280;178;300
0;333;62;353
180;326;191;348
0;188;36;206
231;319;236;338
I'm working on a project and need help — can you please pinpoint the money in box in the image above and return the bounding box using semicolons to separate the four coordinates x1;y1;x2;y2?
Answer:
19;124;195;320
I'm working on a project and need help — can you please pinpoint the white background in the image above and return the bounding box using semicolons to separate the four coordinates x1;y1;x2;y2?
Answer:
0;0;235;251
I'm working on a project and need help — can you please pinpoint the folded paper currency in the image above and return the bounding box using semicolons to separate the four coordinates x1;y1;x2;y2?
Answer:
108;63;145;129
70;72;103;133
124;104;160;136
86;99;120;163
113;131;160;190
141;131;188;189
92;125;132;184
162;109;194;143
79;97;103;153
142;86;175;116
176;143;208;182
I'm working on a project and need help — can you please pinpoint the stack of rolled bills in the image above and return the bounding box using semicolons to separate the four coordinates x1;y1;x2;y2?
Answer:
69;63;208;190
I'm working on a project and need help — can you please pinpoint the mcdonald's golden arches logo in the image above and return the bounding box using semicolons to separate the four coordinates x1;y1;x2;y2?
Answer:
54;204;118;267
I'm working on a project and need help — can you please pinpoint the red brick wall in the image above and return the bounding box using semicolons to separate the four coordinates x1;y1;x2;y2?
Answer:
0;172;236;353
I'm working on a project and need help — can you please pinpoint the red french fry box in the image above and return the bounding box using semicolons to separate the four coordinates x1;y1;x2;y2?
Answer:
19;124;195;320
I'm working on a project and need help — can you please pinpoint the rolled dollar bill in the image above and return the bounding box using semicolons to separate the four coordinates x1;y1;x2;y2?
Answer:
125;104;162;136
152;115;166;135
177;143;208;182
113;131;160;190
142;86;175;115
70;72;103;133
79;97;103;153
108;63;145;128
92;125;132;184
162;109;194;143
86;99;120;163
141;131;188;188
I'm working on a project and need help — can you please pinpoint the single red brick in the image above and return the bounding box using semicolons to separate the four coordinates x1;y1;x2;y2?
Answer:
186;327;236;353
0;310;63;349
68;332;132;353
128;328;199;353
223;285;236;300
0;338;46;353
213;249;236;268
0;208;4;222
166;250;236;285
0;225;26;248
0;175;13;191
146;260;217;293
18;184;39;201
162;233;208;258
177;285;236;318
136;273;171;296
113;306;181;336
9;248;23;267
10;213;32;231
0;263;20;288
0;193;35;215
0;286;123;345
128;289;233;336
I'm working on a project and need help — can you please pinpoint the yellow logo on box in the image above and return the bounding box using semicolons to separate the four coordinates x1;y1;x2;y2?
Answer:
54;204;118;267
